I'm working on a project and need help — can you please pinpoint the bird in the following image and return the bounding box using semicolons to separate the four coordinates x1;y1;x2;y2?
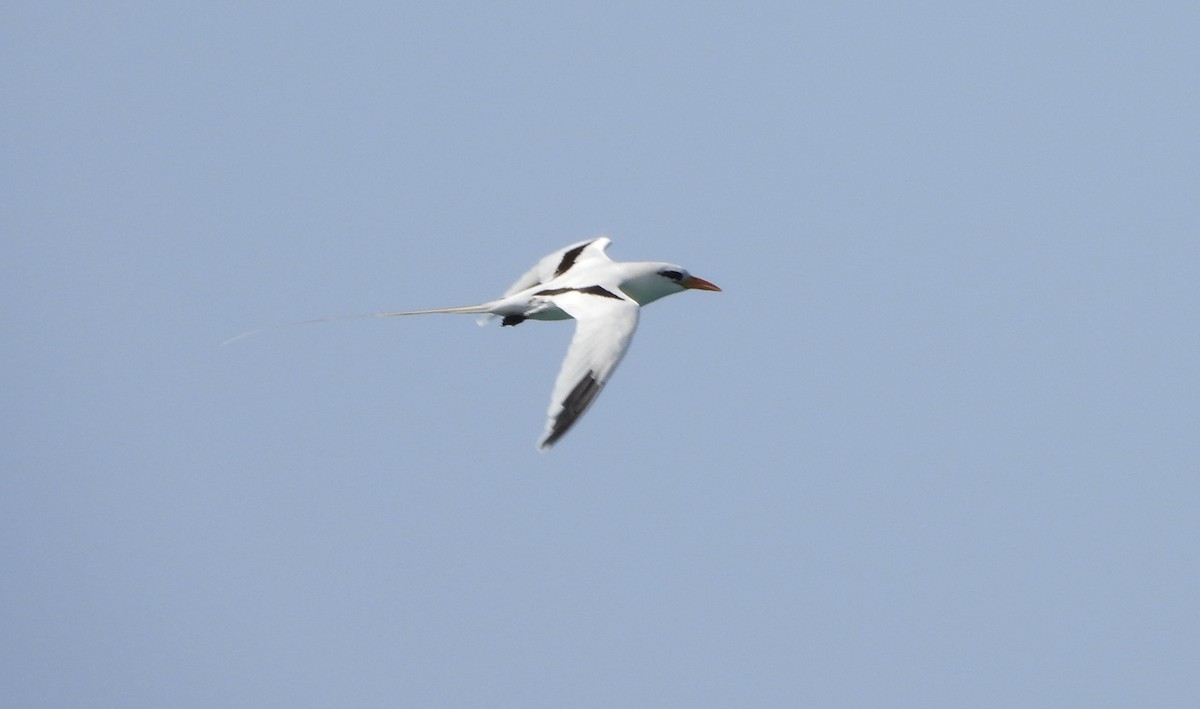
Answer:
228;237;720;449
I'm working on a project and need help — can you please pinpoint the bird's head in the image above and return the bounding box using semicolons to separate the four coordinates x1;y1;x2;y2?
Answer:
619;263;721;305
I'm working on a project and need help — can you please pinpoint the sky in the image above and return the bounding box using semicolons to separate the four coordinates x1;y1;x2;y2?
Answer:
4;1;1199;706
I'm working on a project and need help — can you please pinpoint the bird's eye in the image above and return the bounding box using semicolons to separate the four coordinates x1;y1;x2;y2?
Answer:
660;269;683;281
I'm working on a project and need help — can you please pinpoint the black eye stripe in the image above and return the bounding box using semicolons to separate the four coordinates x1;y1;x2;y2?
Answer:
661;270;683;281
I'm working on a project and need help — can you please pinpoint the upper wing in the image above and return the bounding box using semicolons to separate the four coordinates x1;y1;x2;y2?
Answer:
537;288;640;450
500;237;614;298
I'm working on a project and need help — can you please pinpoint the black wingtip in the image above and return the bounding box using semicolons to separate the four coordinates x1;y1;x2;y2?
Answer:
540;371;603;449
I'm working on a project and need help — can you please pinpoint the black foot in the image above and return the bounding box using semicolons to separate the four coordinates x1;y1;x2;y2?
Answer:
501;315;527;327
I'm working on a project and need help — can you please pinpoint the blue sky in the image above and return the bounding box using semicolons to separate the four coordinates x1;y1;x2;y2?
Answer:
4;2;1198;706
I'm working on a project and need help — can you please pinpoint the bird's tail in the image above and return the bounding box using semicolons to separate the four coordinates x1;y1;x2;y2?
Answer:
374;303;497;318
222;302;498;346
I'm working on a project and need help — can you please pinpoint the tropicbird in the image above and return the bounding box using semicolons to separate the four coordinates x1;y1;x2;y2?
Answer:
230;237;720;449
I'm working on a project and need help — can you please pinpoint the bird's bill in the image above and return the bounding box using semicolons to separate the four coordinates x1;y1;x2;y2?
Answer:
682;275;721;292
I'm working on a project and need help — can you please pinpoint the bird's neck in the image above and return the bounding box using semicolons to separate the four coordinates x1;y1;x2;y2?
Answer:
616;263;680;305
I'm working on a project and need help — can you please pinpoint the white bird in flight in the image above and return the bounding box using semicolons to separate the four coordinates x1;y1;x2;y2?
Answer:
229;237;720;449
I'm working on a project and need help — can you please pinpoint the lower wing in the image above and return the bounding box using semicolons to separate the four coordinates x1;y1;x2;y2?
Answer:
537;290;640;449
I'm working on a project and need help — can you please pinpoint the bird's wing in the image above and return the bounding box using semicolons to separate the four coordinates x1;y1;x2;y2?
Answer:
537;288;640;449
500;237;614;297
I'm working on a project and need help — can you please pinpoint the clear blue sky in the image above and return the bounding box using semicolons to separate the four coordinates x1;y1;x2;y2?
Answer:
4;2;1198;706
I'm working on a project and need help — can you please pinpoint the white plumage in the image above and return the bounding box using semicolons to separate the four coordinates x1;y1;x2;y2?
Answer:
229;237;720;449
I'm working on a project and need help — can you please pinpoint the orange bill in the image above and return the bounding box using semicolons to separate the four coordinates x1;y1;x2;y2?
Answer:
682;275;721;291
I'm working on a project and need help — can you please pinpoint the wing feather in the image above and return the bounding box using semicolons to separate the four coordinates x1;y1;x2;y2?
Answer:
500;237;614;298
537;289;639;449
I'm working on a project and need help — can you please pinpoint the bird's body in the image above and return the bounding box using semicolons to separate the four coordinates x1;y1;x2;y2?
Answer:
390;238;701;321
230;237;720;449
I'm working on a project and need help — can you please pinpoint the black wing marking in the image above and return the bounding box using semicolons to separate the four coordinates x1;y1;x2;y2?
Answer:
534;285;624;300
542;371;602;448
554;241;592;277
497;238;614;300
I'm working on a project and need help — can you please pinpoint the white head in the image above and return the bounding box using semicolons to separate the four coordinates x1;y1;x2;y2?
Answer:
618;262;722;305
